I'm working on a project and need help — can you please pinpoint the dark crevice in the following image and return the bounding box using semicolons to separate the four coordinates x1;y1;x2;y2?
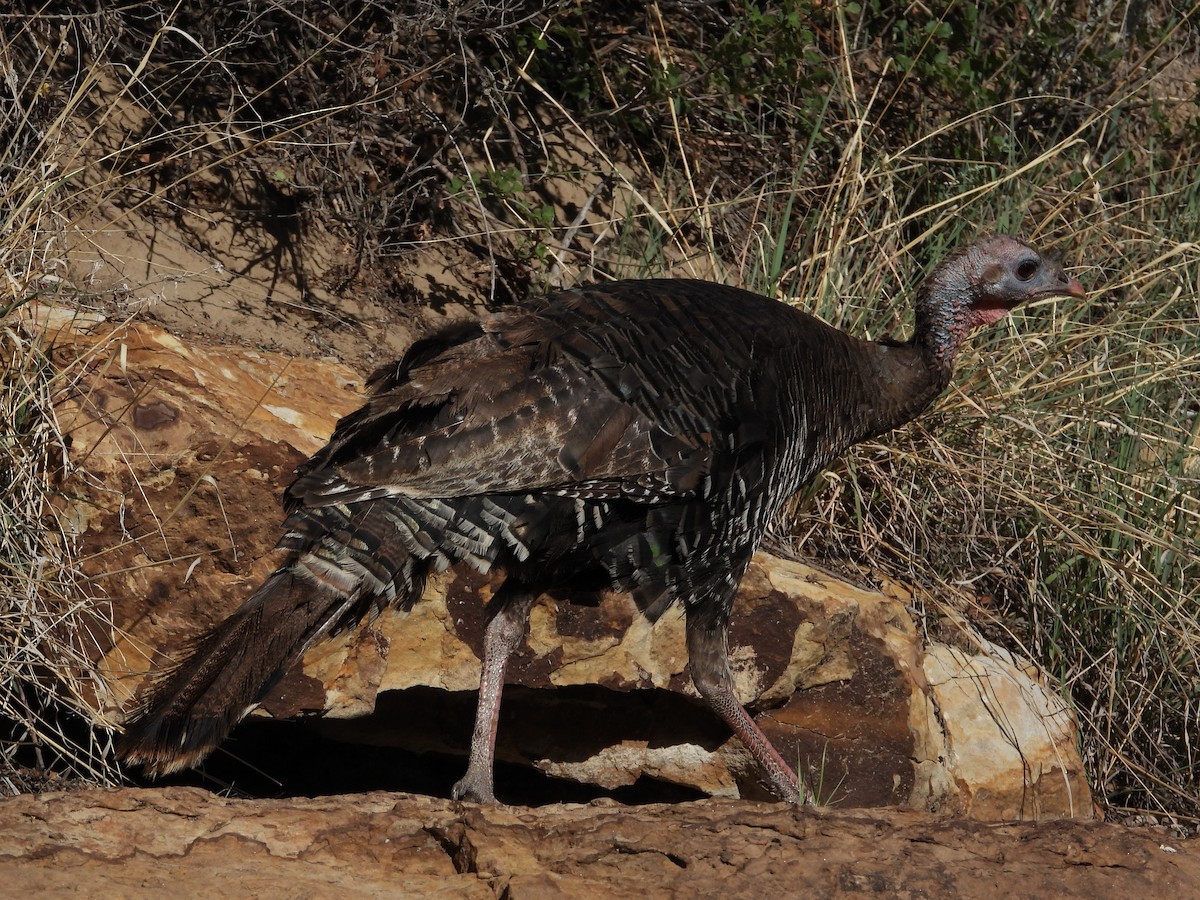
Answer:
120;684;715;806
424;823;477;875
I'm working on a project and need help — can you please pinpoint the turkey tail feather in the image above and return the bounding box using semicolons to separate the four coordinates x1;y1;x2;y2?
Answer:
117;561;355;777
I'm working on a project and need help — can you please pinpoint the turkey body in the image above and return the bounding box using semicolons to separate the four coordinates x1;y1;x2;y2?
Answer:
285;279;920;627
118;237;1085;804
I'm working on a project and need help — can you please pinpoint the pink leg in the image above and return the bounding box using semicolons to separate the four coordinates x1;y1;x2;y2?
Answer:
452;587;536;803
686;608;809;804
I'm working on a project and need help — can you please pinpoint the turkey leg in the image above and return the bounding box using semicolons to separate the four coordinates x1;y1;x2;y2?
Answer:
686;607;807;804
452;583;537;803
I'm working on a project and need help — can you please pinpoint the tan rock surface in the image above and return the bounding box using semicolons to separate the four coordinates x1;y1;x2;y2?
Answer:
925;644;1089;820
49;315;1090;818
0;788;1194;899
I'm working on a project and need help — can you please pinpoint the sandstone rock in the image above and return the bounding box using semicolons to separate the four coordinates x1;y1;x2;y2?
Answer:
925;643;1089;820
48;314;1092;818
0;788;1193;899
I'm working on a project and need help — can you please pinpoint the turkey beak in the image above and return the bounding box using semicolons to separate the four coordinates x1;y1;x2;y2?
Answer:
1063;275;1086;299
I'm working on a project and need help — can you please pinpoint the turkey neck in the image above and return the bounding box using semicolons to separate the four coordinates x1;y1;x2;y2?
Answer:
844;268;978;442
759;322;952;511
852;337;953;440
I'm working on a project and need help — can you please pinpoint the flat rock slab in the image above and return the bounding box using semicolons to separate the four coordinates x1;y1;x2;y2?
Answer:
0;788;1193;898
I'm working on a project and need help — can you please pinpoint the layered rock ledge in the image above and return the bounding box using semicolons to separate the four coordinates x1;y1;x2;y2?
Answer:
0;788;1194;899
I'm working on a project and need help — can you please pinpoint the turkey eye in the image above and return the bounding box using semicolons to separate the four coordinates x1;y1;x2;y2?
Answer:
1016;259;1039;280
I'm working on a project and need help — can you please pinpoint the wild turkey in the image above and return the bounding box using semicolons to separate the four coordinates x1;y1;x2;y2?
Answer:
118;234;1084;803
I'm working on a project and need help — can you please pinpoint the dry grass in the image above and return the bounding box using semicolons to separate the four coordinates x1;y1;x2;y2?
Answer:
0;321;123;792
0;13;125;791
